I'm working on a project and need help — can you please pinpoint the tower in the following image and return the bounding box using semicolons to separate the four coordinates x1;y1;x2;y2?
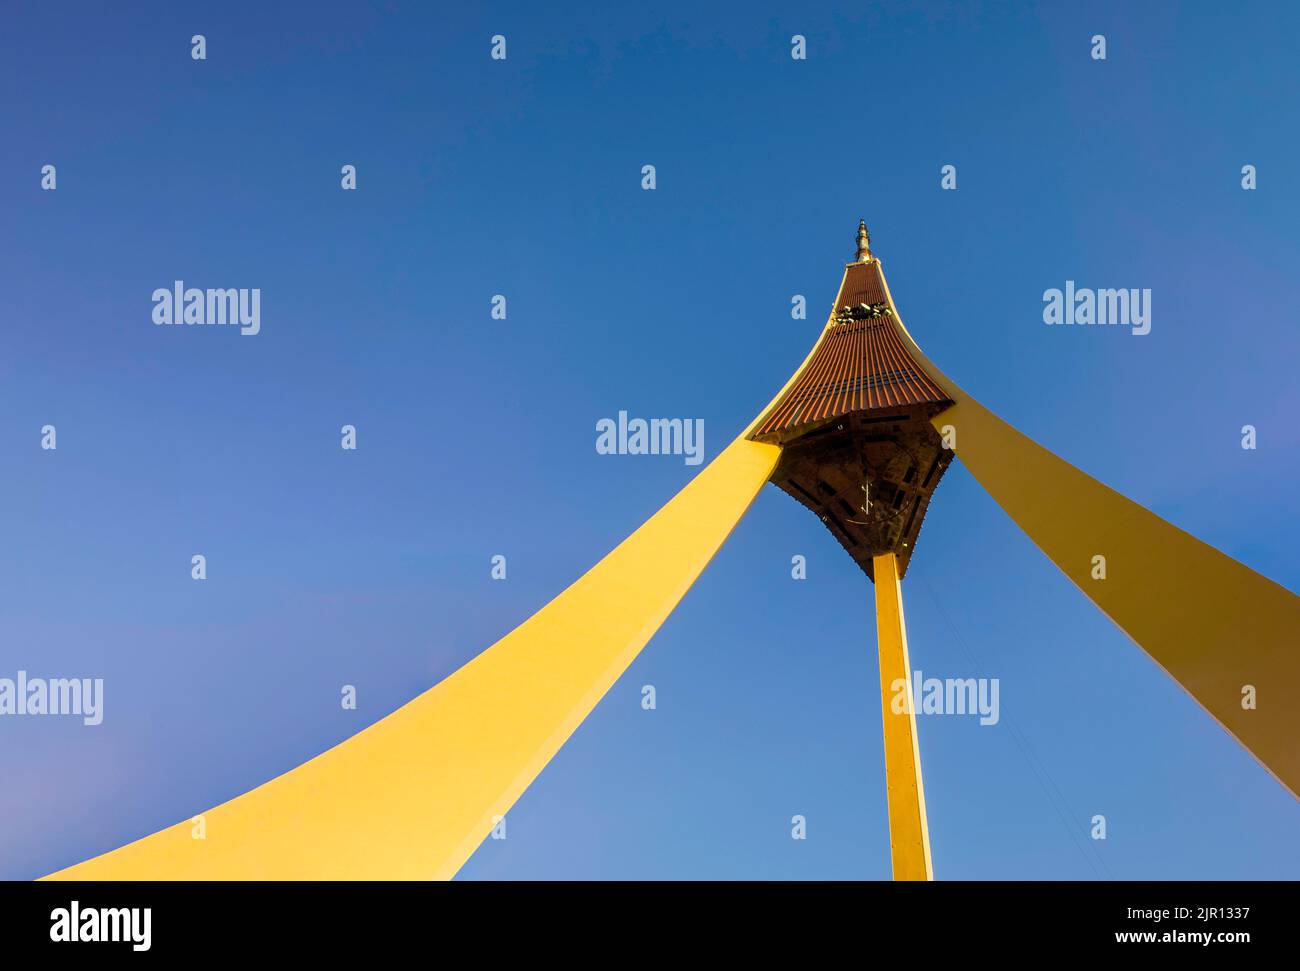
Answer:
47;221;1299;883
750;220;955;880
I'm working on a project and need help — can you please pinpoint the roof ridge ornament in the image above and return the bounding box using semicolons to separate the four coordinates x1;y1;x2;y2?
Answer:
836;301;893;324
855;218;873;263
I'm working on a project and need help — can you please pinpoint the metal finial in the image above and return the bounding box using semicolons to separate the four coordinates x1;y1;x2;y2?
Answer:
855;219;873;263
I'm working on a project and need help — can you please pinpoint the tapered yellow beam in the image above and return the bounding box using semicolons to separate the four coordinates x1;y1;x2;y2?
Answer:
879;279;1300;798
872;552;934;881
45;435;779;880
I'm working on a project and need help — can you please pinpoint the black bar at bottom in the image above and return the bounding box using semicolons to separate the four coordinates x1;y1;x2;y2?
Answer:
0;880;1284;956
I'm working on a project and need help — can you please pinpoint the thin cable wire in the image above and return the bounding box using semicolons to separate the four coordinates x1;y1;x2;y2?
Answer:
917;576;1115;880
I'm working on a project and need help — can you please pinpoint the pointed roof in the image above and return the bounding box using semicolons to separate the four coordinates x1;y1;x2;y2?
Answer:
752;249;950;442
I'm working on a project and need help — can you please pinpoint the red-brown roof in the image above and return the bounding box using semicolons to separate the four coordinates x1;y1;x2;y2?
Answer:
752;260;950;439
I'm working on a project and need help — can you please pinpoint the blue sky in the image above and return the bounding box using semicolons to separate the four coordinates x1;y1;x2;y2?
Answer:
1;0;1297;880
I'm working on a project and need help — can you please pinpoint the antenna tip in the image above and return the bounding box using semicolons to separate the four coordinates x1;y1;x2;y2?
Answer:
855;219;872;263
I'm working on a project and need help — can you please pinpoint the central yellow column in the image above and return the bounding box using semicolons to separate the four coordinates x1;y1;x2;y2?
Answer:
872;552;934;881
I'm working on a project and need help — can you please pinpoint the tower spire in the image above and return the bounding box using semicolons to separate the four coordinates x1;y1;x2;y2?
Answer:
855;218;873;263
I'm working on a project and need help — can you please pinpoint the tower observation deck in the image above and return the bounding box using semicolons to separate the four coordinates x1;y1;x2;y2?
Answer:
751;221;954;580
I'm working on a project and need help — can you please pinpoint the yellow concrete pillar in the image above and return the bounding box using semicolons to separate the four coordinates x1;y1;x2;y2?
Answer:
44;436;781;880
872;551;934;881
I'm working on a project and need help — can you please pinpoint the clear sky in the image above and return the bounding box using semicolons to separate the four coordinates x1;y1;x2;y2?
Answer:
1;0;1297;880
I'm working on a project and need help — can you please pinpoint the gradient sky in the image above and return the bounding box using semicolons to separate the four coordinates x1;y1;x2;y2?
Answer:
2;0;1297;880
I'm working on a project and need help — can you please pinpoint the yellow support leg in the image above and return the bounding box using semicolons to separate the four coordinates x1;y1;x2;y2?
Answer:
44;436;780;880
882;288;1300;797
872;552;934;881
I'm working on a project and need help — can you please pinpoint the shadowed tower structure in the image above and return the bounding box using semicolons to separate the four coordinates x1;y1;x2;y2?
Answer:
46;221;1299;883
751;220;954;879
